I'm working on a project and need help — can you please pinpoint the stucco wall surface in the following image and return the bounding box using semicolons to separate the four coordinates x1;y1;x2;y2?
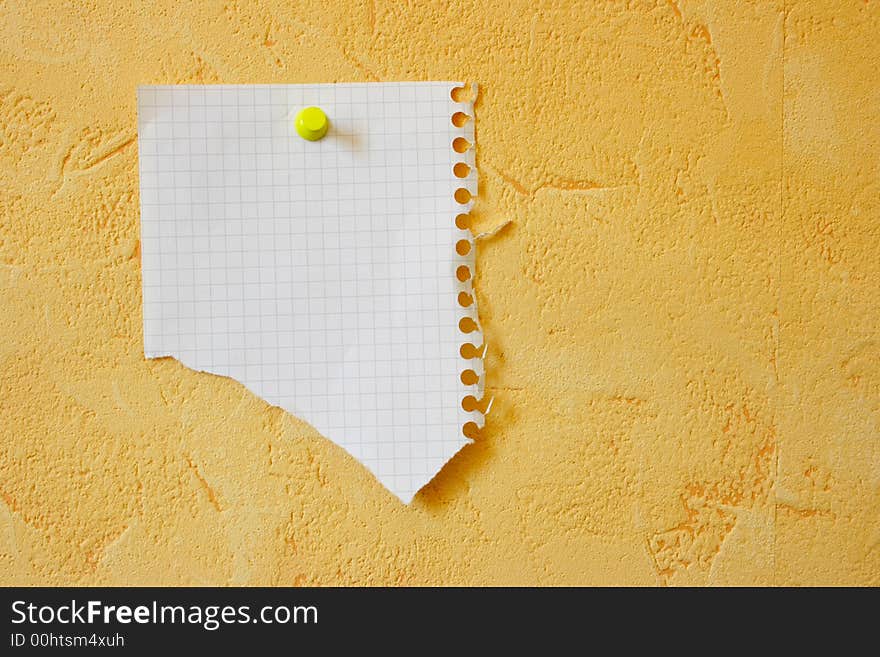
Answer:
0;0;878;585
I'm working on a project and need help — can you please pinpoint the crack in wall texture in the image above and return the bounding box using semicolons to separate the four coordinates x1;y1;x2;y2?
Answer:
0;0;878;586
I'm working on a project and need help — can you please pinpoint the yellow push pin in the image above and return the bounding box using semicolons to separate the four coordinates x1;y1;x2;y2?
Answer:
294;106;329;141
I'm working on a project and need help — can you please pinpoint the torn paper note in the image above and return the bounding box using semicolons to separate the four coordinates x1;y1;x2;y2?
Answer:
136;83;483;503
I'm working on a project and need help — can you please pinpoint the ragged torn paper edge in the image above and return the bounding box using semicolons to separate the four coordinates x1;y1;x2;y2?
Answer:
452;83;488;451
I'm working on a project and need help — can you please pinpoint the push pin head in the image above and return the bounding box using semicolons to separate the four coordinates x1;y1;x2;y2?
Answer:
295;106;329;141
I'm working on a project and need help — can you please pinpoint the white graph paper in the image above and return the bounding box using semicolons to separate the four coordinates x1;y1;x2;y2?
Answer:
137;83;482;503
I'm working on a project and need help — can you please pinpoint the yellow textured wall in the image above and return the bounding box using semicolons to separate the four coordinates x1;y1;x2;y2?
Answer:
1;0;878;586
